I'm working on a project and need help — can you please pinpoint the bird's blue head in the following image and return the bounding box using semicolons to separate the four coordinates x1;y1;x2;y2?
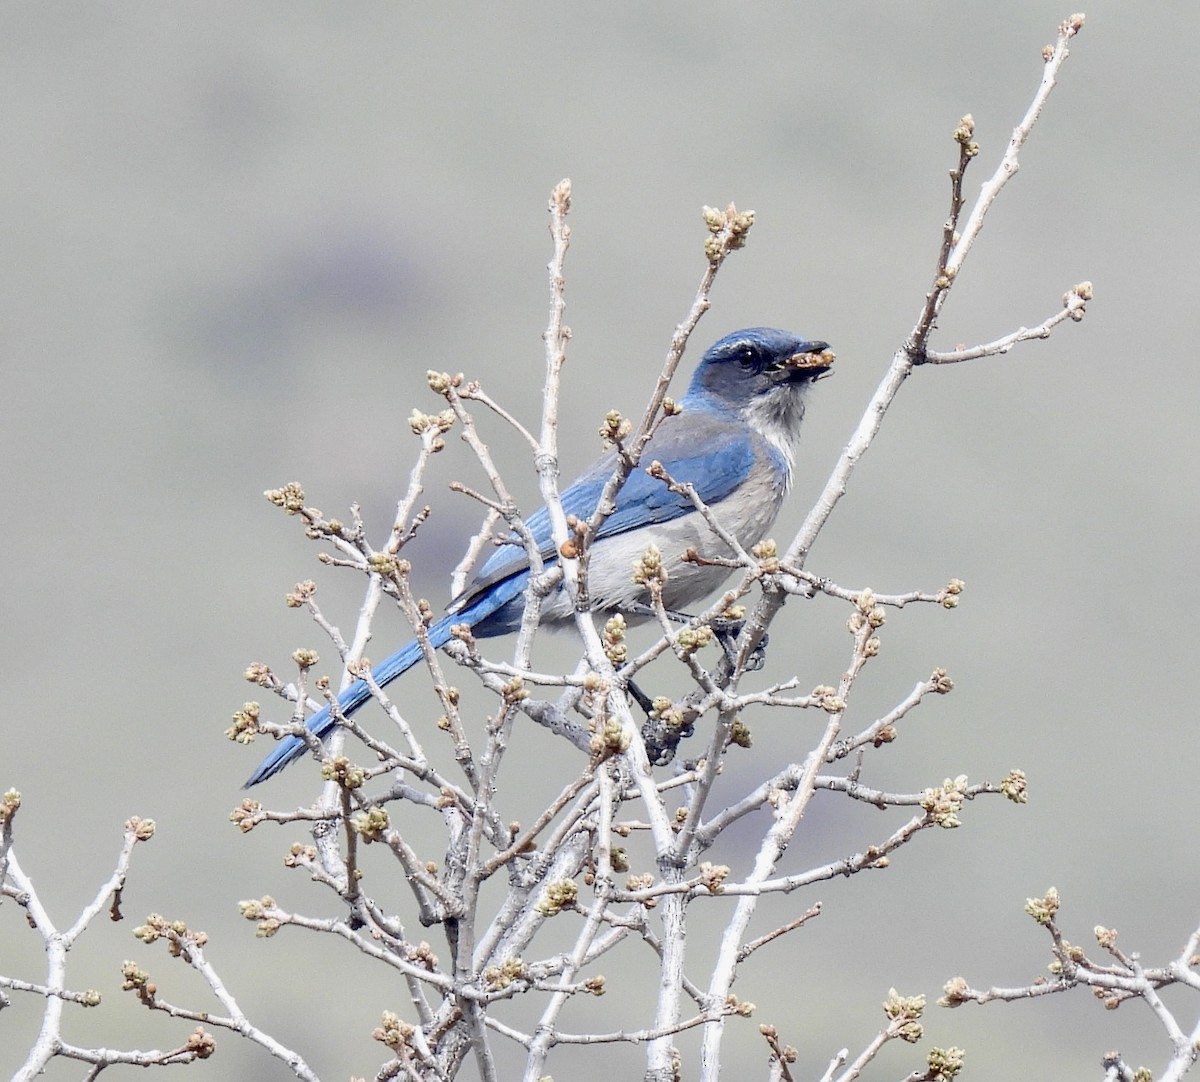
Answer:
684;327;833;460
687;328;833;404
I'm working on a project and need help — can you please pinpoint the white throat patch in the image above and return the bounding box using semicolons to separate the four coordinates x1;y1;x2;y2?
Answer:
741;386;811;486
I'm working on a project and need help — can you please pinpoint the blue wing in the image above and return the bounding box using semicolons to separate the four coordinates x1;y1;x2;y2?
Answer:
450;418;756;611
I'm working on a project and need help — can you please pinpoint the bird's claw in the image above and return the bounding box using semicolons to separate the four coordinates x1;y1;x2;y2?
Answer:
711;618;769;672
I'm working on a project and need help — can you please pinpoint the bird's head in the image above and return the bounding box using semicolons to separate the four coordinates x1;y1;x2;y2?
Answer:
684;328;833;460
687;327;833;403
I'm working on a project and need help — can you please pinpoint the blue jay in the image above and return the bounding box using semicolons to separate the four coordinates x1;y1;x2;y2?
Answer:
245;327;832;786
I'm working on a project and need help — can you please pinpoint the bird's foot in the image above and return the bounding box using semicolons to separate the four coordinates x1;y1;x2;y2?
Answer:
637;693;695;766
710;617;769;672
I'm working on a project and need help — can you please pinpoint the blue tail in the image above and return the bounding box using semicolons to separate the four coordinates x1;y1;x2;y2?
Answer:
243;575;529;787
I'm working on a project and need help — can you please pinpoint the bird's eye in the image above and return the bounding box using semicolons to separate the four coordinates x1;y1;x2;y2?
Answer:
738;348;757;370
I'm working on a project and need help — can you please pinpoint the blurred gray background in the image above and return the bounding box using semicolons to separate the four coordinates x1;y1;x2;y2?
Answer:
3;2;1196;1079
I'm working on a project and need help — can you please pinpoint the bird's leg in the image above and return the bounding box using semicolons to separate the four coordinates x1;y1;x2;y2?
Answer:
611;603;750;765
626;678;655;715
709;615;769;673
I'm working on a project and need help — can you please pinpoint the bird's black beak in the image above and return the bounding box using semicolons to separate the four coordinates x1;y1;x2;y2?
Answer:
781;342;835;381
